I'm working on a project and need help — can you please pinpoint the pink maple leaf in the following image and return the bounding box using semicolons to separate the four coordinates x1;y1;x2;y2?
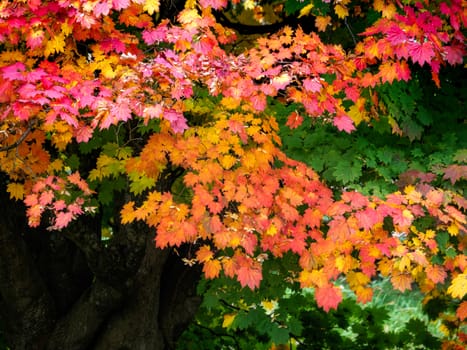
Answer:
164;109;188;133
110;101;132;122
101;38;126;53
2;62;26;81
199;0;228;10
54;211;74;229
75;125;94;143
94;1;111;17
333;114;356;133
142;27;168;45
407;41;435;66
112;0;130;11
303;77;322;92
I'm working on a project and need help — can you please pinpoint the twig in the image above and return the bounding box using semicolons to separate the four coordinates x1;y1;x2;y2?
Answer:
345;18;357;46
0;121;35;152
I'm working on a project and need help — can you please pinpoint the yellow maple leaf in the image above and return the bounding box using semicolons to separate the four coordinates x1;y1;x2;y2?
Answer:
185;0;197;9
382;3;396;19
220;154;237;170
47;159;64;173
265;223;278;236
396;255;411;272
299;3;314;18
335;255;354;273
347;271;370;288
221;96;241;110
222;313;236;328
335;4;349;19
44;33;66;57
447;273;467;299
143;0;160;15
373;0;384;12
61;22;73;37
348;104;367;126
121;201;136;224
7;182;24;200
447;223;459;236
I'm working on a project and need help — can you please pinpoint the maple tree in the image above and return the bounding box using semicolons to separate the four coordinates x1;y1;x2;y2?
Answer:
0;0;465;349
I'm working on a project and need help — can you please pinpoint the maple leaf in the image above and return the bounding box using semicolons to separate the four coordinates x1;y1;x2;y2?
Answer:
112;0;130;11
334;4;349;19
1;62;26;81
407;41;435;66
285;112;303;129
355;286;374;304
391;273;413;292
303;77;322;93
235;255;262;289
94;1;111;17
196;245;214;263
315;16;332;32
315;284;343;312
7;182;24;200
222;313;236;328
142;0;160;15
447;273;467;299
443;165;467;184
44;34;66;57
199;0;228;10
54;211;74;229
333;114;356;133
456;301;467;321
425;264;447;284
203;259;221;279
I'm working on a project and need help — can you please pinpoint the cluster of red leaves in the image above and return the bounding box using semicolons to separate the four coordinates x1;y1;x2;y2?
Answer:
358;0;466;86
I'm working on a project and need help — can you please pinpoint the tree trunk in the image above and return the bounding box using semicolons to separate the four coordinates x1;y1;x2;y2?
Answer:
0;180;201;350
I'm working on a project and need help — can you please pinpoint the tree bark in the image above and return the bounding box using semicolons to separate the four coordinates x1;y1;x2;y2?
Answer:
0;180;201;350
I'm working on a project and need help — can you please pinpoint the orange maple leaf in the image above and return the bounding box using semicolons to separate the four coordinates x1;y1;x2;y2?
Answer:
456;301;467;321
391;273;413;292
203;259;221;279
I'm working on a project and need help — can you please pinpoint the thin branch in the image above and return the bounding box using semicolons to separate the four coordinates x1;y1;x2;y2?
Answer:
194;322;241;350
344;18;357;46
0;121;36;152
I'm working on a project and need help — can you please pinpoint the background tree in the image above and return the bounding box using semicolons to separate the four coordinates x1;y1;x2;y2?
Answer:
0;1;465;349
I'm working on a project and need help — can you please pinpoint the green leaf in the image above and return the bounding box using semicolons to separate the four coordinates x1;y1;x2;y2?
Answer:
435;231;449;252
128;172;156;195
332;160;362;184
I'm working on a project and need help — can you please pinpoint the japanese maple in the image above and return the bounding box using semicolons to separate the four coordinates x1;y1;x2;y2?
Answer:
0;0;465;348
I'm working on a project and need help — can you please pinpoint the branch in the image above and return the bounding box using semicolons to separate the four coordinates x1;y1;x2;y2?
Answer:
45;279;125;350
0;120;36;152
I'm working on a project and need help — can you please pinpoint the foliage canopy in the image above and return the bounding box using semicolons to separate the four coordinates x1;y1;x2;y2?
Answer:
0;0;466;348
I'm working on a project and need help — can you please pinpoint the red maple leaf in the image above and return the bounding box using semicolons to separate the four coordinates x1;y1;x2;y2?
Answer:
443;165;467;184
285;112;303;129
315;284;343;312
235;255;262;289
